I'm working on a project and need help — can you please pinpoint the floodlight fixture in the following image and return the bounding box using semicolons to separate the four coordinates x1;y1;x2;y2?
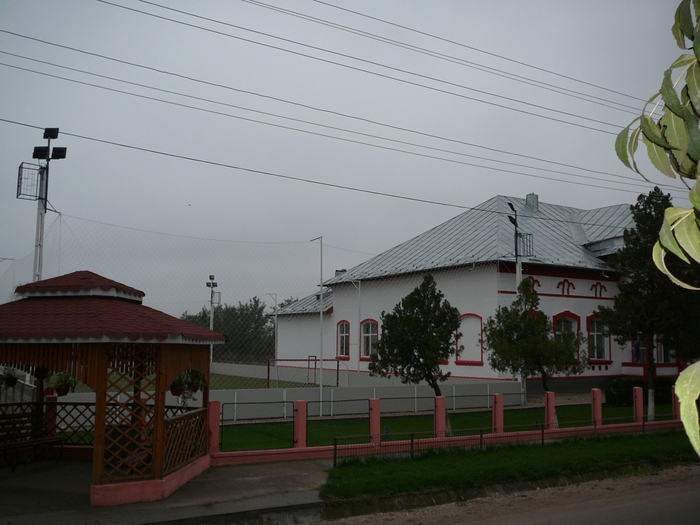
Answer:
32;146;49;159
43;128;59;139
209;274;215;280
508;201;516;213
508;215;517;227
51;147;67;160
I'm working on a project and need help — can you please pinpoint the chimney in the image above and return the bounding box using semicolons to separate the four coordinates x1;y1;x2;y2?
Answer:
525;193;539;212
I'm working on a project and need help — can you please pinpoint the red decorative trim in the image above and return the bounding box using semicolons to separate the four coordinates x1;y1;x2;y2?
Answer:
589;359;613;365
556;279;576;295
498;290;615;301
336;356;350;361
553;311;580;331
455;360;484;366
498;261;618;281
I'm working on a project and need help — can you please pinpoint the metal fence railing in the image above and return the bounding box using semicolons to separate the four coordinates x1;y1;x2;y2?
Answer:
332;415;683;467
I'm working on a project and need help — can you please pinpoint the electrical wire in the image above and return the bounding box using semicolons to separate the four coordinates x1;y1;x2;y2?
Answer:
0;30;648;183
96;0;623;133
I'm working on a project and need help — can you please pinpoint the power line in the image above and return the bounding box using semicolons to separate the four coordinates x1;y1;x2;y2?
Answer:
242;0;641;115
310;0;647;104
0;53;664;191
2;118;684;223
96;0;623;134
0;30;647;183
0;62;668;193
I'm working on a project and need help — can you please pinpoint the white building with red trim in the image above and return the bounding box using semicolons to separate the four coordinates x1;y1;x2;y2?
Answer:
276;193;683;390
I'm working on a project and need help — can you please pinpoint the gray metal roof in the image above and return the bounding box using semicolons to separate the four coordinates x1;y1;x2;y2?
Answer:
276;288;333;316
326;194;633;285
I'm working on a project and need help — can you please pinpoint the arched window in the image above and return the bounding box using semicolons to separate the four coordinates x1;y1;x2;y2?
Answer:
553;311;580;343
336;321;350;360
455;313;483;366
360;319;378;360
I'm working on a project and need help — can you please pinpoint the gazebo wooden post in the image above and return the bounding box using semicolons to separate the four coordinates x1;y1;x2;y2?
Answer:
151;344;168;479
92;349;109;486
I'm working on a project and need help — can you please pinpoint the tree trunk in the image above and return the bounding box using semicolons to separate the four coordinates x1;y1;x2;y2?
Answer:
646;331;656;422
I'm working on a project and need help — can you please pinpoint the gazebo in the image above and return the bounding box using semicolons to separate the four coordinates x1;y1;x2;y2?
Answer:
0;271;225;505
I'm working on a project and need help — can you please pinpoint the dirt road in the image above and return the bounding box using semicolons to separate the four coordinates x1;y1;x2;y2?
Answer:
315;464;700;525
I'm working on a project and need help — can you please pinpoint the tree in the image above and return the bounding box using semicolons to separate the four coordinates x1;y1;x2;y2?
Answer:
597;188;700;419
483;278;586;392
181;296;274;364
369;275;462;399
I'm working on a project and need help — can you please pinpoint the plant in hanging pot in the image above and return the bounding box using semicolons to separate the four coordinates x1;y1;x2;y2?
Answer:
187;370;207;394
1;367;18;389
51;372;78;396
169;374;188;396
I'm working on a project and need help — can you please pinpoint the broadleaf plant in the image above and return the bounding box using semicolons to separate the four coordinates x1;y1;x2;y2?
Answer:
617;0;700;454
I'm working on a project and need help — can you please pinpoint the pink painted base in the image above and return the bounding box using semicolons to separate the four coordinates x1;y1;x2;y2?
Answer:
90;455;210;506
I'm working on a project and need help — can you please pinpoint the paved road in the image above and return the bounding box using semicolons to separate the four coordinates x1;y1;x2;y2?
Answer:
320;464;700;525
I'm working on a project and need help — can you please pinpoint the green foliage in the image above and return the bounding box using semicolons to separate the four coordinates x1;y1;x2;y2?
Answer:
482;279;587;391
615;1;700;289
182;296;274;364
321;432;696;501
597;188;700;363
368;275;462;396
676;360;700;456
604;377;677;407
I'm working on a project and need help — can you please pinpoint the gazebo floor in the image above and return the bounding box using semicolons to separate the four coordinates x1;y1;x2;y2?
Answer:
1;457;331;525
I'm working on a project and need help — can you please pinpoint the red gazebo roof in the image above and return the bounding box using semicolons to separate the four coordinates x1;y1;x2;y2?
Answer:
1;271;225;344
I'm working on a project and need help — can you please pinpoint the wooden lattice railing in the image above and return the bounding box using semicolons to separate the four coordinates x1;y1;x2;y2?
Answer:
163;407;208;475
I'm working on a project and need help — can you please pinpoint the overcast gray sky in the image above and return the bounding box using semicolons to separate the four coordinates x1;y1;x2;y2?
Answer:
0;0;690;313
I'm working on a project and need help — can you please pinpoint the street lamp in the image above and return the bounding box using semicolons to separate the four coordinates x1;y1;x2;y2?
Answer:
26;127;67;282
507;202;522;288
206;275;220;363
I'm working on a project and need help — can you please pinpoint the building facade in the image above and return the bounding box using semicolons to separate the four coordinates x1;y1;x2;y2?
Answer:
275;194;683;389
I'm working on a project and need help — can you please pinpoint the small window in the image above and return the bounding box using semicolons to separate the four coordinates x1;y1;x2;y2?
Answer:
587;318;608;361
361;320;378;359
337;321;350;359
554;312;579;343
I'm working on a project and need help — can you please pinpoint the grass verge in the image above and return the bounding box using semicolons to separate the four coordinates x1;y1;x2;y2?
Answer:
320;431;697;502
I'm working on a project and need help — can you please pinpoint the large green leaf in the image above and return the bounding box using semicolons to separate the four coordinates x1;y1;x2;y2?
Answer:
690;181;700;210
671;53;697;69
685;62;700;112
661;107;688;167
641;115;673;149
615;123;633;170
682;106;700;161
673;208;700;263
642;134;675;177
676;360;700;457
677;0;694;43
653;241;700;289
662;69;684;117
659;207;692;263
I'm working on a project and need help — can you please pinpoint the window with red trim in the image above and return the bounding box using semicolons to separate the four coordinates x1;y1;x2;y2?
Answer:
337;321;350;360
586;315;610;362
553;311;580;343
455;313;483;365
360;319;378;360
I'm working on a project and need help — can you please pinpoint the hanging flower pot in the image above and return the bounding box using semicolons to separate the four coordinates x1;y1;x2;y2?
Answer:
170;385;185;396
4;376;18;387
188;382;200;394
55;385;70;397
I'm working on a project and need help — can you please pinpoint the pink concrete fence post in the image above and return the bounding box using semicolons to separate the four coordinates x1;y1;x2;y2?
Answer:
633;386;644;423
293;400;307;448
45;394;58;436
208;400;221;453
544;391;556;430
591;388;602;429
434;396;446;438
369;398;381;444
492;393;504;433
672;385;681;420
